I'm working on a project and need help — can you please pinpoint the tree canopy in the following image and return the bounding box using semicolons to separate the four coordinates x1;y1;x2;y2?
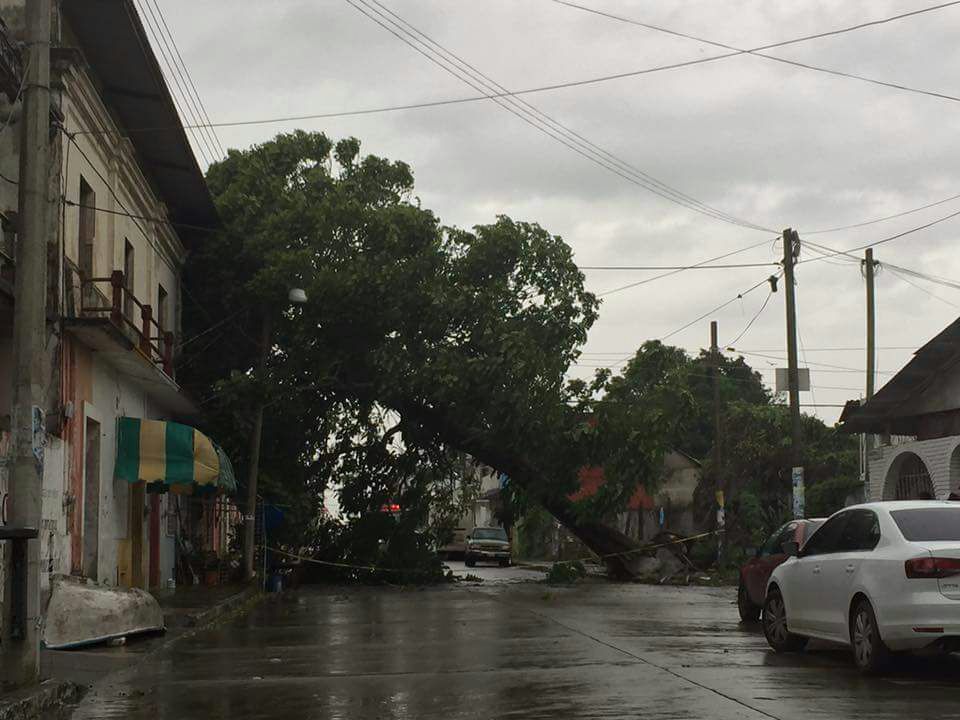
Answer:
181;130;859;577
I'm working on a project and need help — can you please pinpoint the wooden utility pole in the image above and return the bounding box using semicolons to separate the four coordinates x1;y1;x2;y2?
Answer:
782;228;804;517
863;248;877;499
865;248;876;400
710;320;724;562
243;314;272;583
2;0;51;688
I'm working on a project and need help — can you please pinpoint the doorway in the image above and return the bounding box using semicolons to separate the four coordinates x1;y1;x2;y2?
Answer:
83;417;101;580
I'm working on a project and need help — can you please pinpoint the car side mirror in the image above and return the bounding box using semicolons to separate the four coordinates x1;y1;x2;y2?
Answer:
782;541;799;557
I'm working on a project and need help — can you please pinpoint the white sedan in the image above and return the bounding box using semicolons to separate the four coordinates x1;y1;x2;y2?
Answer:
763;500;960;673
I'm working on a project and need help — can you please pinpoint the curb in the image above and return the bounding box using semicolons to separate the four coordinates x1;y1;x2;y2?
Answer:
0;680;84;720
0;586;262;720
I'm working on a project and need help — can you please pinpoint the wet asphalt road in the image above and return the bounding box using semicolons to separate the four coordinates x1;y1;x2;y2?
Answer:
69;568;960;720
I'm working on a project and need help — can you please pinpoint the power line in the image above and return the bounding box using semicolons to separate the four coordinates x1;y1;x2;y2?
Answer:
806;192;960;235
797;206;960;264
597;237;778;297
362;0;763;232
132;0;215;166
803;238;960;291
143;0;225;158
887;267;960;309
725;285;775;347
580;262;777;271
343;0;771;232
661;275;772;342
549;0;960;104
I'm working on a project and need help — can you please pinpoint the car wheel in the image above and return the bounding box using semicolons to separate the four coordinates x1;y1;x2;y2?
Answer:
763;589;808;653
738;580;761;623
465;557;476;568
850;599;891;674
499;559;510;568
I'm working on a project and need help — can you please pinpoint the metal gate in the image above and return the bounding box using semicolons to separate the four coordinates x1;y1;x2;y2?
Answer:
895;455;935;500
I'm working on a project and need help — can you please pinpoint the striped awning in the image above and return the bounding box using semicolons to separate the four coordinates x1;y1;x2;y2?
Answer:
115;417;237;494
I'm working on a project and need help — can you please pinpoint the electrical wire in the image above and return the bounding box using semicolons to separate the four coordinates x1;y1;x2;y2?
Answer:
724;285;775;348
143;0;225;158
580;262;777;271
803;237;960;291
132;0;215;166
806;192;960;235
796;206;960;264
597;237;778;297
549;0;960;105
343;0;772;232
886;267;960;309
74;1;960;142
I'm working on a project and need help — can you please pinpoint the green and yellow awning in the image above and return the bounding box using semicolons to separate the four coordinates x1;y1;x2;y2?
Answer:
115;417;237;495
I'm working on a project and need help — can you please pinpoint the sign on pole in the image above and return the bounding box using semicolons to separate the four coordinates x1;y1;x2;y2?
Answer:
792;466;805;519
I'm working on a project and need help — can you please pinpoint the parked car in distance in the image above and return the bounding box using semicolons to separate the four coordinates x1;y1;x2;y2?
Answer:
465;527;511;567
738;518;825;622
763;501;960;673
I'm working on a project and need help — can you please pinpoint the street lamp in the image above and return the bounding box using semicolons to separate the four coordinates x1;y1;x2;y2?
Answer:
243;288;308;583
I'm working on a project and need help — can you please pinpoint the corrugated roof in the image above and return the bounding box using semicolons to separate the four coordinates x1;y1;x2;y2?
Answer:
61;0;219;240
840;316;960;434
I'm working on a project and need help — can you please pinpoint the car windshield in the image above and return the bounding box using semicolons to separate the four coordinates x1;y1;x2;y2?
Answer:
891;507;960;542
472;528;508;541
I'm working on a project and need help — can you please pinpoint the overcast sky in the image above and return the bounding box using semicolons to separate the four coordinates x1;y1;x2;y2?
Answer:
155;0;960;423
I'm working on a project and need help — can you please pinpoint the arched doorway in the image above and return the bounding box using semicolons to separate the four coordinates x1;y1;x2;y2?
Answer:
949;444;960;497
884;452;935;500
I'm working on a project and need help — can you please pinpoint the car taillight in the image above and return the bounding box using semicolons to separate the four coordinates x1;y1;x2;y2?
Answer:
905;557;960;579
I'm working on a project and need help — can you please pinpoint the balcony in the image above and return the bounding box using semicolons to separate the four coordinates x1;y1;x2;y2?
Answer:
63;258;195;415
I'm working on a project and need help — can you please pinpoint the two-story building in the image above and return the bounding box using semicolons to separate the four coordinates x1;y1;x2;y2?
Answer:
0;0;231;604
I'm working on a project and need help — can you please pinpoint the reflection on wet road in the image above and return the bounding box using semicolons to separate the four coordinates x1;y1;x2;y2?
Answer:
69;579;960;719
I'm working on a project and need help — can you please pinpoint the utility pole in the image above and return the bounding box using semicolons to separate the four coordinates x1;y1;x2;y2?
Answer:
710;320;724;563
2;0;51;687
864;248;876;401
243;314;272;583
782;228;804;518
863;248;877;499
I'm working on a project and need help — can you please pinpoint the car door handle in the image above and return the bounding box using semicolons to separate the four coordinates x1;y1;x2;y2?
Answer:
846;565;856;574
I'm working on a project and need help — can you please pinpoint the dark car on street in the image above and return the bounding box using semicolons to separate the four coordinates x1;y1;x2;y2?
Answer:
738;518;824;622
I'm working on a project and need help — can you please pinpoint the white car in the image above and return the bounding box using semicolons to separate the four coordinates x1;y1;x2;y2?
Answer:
763;500;960;673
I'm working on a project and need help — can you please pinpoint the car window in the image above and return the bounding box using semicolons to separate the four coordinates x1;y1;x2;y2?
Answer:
762;522;795;556
838;510;881;552
891;507;960;541
802;512;849;556
800;520;824;545
472;528;508;541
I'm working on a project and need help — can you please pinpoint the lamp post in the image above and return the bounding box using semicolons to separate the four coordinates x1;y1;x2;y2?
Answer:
242;288;307;583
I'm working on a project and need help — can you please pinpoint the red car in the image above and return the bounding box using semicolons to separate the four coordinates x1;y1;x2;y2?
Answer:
738;518;825;622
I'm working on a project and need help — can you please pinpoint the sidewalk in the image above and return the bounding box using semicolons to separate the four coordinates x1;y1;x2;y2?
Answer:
0;584;260;720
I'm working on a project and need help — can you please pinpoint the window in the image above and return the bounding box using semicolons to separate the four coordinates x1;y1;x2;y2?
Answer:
762;522;796;556
838;510;881;552
123;239;135;322
801;512;850;557
157;284;168;355
892;508;960;542
471;528;508;541
78;177;95;279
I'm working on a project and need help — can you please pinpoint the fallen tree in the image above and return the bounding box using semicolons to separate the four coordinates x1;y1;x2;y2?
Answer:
181;132;686;577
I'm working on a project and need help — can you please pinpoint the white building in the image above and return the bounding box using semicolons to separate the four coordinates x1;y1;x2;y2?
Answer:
0;0;223;601
841;318;960;501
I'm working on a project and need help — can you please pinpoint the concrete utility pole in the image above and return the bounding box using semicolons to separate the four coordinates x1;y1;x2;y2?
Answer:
782;228;804;517
243;314;272;583
863;248;877;498
2;0;51;687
